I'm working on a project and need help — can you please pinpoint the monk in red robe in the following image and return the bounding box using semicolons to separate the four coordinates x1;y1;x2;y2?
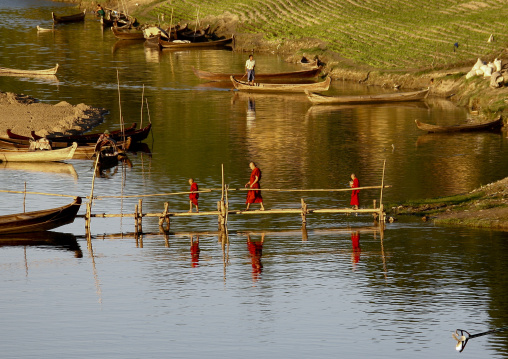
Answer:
350;173;360;210
247;233;264;282
188;178;199;213
351;231;361;269
245;162;265;211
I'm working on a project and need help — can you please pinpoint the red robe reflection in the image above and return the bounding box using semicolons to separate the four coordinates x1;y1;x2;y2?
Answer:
351;231;361;270
190;235;200;267
247;234;264;282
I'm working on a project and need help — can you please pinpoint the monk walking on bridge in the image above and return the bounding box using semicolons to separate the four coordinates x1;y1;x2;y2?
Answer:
245;162;265;211
350;173;360;210
188;178;199;213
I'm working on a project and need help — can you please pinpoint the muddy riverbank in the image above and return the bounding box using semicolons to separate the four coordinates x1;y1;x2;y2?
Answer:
0;92;107;137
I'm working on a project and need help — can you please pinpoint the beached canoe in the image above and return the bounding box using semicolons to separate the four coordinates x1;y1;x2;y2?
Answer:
112;26;145;40
306;88;430;105
414;116;504;133
0;143;77;162
193;66;322;82
0;64;59;76
158;36;233;49
52;10;86;24
231;76;331;93
0;197;81;234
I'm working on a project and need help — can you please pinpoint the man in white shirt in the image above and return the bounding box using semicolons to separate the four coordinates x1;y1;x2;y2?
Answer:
245;54;255;85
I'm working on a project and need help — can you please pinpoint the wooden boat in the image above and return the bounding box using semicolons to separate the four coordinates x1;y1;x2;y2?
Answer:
231;76;331;93
306;88;430;105
112;26;144;40
8;123;138;143
0;64;59;76
52;10;86;24
159;36;233;49
414;116;504;133
0;143;77;162
0;197;81;234
193;66;322;82
34;123;150;144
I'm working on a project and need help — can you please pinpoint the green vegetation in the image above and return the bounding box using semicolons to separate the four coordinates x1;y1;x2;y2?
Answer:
137;0;508;69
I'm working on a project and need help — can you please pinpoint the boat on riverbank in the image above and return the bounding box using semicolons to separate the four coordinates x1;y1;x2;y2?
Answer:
193;66;322;82
0;64;59;76
52;10;86;24
0;197;81;234
158;36;233;49
0;143;77;162
231;76;331;93
415;116;504;133
306;88;430;105
112;26;144;40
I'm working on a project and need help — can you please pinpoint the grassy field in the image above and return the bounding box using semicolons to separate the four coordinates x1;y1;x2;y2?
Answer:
137;0;508;69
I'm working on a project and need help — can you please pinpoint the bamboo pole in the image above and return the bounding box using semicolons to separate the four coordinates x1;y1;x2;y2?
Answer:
0;189;76;198
379;159;387;222
86;155;100;232
23;182;27;213
140;84;144;128
134;204;139;234
145;98;152;124
117;68;125;143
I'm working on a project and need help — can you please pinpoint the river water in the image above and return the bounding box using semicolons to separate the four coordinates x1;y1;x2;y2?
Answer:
1;1;508;358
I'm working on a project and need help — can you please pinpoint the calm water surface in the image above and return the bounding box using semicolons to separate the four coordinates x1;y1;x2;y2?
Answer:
1;1;508;358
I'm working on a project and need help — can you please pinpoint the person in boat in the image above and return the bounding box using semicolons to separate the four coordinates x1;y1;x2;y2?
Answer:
188;178;199;213
96;4;106;18
245;54;256;85
349;173;360;210
245;161;265;211
95;130;117;153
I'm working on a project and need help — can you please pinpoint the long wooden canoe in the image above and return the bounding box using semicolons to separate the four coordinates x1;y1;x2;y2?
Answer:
0;197;81;234
0;143;77;162
9;123;138;143
306;87;430;105
193;66;322;82
112;26;145;40
159;36;233;49
0;64;59;76
231;76;331;93
52;10;86;24
414;117;504;133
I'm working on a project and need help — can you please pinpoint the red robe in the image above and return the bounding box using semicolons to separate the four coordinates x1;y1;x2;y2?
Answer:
189;182;199;205
350;177;359;206
247;237;263;280
246;167;263;204
190;241;200;267
351;232;361;264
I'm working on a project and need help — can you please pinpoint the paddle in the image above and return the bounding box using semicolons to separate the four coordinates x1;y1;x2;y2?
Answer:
453;326;508;352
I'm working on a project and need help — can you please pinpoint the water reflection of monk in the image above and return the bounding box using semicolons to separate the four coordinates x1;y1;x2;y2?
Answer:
190;235;200;267
247;233;265;281
351;231;361;270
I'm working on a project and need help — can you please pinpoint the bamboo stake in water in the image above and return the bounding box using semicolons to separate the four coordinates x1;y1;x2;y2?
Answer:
140;84;144;128
23;181;27;213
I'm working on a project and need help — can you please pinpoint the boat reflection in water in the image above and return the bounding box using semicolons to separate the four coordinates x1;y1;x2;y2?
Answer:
0;231;82;258
0;161;78;181
247;233;265;283
351;231;361;270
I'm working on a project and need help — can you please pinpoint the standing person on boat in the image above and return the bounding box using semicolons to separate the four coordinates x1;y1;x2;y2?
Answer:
245;161;265;211
188;178;199;213
96;4;106;18
245;54;256;85
350;173;360;210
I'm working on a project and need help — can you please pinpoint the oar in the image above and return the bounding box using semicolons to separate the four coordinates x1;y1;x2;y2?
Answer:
453;326;508;352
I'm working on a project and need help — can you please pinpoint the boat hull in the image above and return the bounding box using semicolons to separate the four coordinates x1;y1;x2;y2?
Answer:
231;76;331;93
193;66;322;82
306;88;430;105
415;117;504;133
0;143;77;162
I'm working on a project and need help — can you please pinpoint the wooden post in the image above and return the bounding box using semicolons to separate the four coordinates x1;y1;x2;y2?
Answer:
300;198;307;225
224;184;229;226
23;181;27;213
138;198;143;234
301;225;308;242
134;204;139;234
164;202;170;230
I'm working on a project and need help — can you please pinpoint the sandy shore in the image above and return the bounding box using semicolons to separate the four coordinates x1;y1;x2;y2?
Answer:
0;91;107;138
